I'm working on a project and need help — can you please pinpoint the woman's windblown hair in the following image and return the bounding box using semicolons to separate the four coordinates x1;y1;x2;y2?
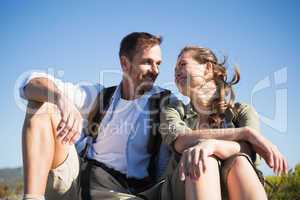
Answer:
179;46;240;128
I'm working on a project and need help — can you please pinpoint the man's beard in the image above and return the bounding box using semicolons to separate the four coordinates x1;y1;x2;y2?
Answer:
137;74;157;95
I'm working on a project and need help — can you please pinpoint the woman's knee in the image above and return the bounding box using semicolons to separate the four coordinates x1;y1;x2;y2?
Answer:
231;155;252;169
201;156;220;178
226;155;259;183
206;156;220;169
226;156;267;199
187;156;222;199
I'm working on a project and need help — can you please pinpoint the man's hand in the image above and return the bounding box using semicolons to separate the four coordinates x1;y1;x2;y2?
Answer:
179;139;216;181
245;127;288;175
55;95;83;145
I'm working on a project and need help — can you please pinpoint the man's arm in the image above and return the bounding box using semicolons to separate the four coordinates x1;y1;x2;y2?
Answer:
23;77;62;104
22;76;83;145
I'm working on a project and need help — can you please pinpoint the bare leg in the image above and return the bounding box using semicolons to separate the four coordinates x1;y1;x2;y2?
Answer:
22;102;69;195
227;156;267;200
185;157;222;200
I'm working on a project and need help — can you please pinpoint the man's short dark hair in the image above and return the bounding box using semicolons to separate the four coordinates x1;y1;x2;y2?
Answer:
119;32;162;61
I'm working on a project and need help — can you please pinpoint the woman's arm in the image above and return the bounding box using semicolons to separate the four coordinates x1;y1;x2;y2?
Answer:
160;100;288;175
178;139;252;180
174;127;250;154
213;140;253;160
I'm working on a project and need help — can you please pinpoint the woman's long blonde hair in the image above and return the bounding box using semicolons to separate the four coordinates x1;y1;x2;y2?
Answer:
179;46;240;128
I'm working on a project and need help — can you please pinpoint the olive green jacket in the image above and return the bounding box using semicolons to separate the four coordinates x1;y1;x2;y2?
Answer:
159;97;261;165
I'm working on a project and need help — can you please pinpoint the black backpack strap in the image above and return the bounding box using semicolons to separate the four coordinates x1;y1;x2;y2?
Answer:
80;86;116;160
87;86;117;141
147;89;171;179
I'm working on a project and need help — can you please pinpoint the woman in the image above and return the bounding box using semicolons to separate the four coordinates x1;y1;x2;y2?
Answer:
160;46;288;200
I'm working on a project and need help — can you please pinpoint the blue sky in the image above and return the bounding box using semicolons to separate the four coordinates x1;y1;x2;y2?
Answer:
0;0;299;175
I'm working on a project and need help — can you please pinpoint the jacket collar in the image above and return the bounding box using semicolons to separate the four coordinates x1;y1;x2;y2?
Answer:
185;102;235;124
185;103;198;119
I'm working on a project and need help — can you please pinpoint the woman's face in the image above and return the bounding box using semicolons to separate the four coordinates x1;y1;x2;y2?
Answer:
175;51;217;103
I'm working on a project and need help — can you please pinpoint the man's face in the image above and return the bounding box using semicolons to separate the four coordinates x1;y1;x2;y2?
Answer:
124;45;162;94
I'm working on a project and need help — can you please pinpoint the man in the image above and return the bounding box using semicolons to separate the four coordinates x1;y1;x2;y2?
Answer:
21;32;183;200
20;32;286;200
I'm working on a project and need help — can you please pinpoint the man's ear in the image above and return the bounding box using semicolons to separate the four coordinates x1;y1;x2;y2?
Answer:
120;56;131;72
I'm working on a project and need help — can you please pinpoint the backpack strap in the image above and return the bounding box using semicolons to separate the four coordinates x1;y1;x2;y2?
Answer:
87;86;117;141
80;86;116;159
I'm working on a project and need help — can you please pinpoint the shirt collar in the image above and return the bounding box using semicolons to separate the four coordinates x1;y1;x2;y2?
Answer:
111;82;163;102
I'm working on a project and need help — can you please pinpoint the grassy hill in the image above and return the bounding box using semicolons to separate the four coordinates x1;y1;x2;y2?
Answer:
0;167;22;187
0;167;23;199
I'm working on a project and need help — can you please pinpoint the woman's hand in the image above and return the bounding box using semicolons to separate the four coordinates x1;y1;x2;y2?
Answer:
179;139;216;181
245;127;288;175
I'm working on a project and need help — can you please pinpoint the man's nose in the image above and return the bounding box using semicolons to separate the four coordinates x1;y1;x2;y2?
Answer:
151;64;159;75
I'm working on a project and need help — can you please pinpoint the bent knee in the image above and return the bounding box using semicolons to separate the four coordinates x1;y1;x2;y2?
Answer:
24;102;61;132
231;156;251;169
203;156;220;173
197;156;221;183
206;156;220;167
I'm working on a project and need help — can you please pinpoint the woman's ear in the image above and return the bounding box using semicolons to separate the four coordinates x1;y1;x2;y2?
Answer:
120;56;131;72
205;62;214;77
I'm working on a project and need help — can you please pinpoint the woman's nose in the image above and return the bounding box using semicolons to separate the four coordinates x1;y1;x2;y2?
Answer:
176;71;183;78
